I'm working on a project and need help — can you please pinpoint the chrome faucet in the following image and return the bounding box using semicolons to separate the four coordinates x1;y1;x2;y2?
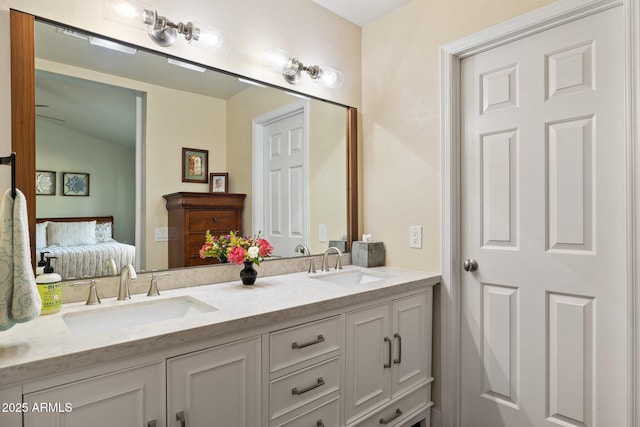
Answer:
294;244;316;273
118;264;137;301
322;247;343;272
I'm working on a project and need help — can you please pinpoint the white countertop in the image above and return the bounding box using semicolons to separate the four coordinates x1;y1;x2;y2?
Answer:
0;266;440;387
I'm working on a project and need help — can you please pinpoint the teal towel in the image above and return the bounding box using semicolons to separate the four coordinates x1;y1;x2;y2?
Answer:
0;189;41;330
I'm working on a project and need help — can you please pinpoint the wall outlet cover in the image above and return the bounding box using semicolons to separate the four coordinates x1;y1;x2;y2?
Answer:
409;225;422;248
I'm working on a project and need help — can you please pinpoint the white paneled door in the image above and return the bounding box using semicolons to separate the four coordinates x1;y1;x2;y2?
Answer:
460;6;627;426
262;111;306;257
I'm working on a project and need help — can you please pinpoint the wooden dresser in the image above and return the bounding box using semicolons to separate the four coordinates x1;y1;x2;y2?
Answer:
163;192;246;268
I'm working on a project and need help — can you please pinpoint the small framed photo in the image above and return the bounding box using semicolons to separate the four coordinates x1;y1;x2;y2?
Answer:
209;173;229;193
182;147;209;183
62;172;90;196
35;170;56;195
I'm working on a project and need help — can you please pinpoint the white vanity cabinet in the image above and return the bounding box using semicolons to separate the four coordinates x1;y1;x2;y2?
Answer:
167;336;261;427
345;291;433;426
23;361;164;427
268;316;342;427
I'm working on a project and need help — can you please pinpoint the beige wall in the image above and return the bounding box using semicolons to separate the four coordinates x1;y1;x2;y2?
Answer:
361;0;555;272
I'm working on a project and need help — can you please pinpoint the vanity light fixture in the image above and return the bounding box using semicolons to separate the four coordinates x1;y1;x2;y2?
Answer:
104;0;231;53
264;48;344;89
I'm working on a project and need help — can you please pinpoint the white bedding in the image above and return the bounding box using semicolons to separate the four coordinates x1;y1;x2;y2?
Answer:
37;241;135;280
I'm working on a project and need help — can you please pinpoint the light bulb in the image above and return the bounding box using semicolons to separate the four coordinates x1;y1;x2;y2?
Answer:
316;66;344;89
104;0;154;30
264;48;292;73
190;22;231;54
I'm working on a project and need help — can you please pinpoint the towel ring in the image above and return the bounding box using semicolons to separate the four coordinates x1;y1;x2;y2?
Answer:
0;152;16;199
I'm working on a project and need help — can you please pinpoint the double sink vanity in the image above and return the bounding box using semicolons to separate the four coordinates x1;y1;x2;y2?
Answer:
0;264;439;427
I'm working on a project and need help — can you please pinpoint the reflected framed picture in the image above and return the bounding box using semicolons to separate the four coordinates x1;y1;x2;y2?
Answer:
182;147;209;183
209;173;228;193
35;170;56;195
62;172;90;196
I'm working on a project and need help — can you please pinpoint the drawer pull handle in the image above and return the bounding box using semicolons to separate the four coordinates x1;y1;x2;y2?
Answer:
379;408;403;425
393;333;402;364
176;411;186;427
384;336;392;368
211;217;217;223
292;377;325;395
316;421;325;427
147;420;156;427
292;334;325;349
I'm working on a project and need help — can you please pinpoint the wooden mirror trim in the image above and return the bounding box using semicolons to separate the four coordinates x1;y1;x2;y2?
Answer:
10;10;36;255
10;9;359;262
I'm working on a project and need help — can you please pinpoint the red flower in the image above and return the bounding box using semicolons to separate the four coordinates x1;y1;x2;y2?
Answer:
228;246;247;265
257;238;273;257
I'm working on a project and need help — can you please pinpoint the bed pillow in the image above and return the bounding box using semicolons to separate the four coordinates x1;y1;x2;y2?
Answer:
35;221;47;249
47;220;97;247
95;222;113;243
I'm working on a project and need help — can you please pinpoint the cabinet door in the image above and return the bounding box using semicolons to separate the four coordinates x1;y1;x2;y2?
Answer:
167;336;260;427
23;362;164;427
345;303;392;424
391;292;431;397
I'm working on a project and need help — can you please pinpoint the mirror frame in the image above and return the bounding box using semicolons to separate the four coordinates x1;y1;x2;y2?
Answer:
10;9;359;267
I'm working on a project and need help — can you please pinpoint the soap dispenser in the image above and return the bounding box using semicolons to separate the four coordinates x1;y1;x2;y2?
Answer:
36;256;62;315
36;251;49;276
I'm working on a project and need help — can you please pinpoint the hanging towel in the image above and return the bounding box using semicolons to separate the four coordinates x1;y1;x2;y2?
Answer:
0;189;41;330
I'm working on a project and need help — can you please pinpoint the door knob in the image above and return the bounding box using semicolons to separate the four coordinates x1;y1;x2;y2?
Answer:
463;259;478;272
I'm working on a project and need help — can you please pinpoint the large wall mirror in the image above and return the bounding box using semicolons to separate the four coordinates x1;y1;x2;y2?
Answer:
10;10;358;280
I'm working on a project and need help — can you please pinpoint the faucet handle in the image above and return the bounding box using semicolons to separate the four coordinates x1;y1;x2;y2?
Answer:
308;257;317;274
335;254;343;270
71;280;101;305
147;272;171;297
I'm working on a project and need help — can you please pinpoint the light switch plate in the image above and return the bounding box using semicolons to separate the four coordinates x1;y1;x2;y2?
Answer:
155;227;168;242
319;224;327;242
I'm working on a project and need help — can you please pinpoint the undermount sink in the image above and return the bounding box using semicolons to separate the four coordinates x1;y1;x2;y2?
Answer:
312;270;392;285
63;296;217;337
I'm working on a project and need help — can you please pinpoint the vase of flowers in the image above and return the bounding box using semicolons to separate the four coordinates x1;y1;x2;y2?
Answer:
200;230;274;285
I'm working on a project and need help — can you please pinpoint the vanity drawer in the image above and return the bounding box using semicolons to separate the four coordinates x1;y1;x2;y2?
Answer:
270;316;341;373
270;357;340;420
188;209;238;233
351;384;430;427
272;396;340;427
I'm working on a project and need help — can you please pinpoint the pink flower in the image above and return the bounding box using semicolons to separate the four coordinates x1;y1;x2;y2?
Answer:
257;238;273;257
228;246;247;265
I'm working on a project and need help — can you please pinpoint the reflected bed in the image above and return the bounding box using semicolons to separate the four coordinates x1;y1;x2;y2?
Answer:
35;216;135;280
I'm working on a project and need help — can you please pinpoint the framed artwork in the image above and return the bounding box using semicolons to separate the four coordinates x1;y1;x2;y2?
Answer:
182;147;209;183
209;173;229;193
35;170;56;195
62;172;90;196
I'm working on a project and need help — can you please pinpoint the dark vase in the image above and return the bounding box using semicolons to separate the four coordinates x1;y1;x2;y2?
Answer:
240;261;257;285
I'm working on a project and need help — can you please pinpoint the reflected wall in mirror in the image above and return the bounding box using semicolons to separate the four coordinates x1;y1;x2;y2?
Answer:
25;16;352;280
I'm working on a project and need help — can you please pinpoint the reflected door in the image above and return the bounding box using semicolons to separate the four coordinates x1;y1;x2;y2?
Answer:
460;6;627;426
262;110;307;256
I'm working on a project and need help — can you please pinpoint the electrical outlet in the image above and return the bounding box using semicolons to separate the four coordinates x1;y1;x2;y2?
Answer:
409;226;422;248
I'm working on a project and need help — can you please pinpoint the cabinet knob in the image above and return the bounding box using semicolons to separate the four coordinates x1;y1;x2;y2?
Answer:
316;420;325;427
211;217;217;223
147;421;156;427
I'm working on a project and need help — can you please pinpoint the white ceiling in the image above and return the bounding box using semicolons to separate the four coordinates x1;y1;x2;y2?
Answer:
311;0;416;26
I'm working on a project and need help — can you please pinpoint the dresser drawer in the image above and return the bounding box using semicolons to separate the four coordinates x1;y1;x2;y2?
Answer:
270;357;340;420
270;316;341;373
272;396;340;427
188;209;237;232
352;384;430;427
